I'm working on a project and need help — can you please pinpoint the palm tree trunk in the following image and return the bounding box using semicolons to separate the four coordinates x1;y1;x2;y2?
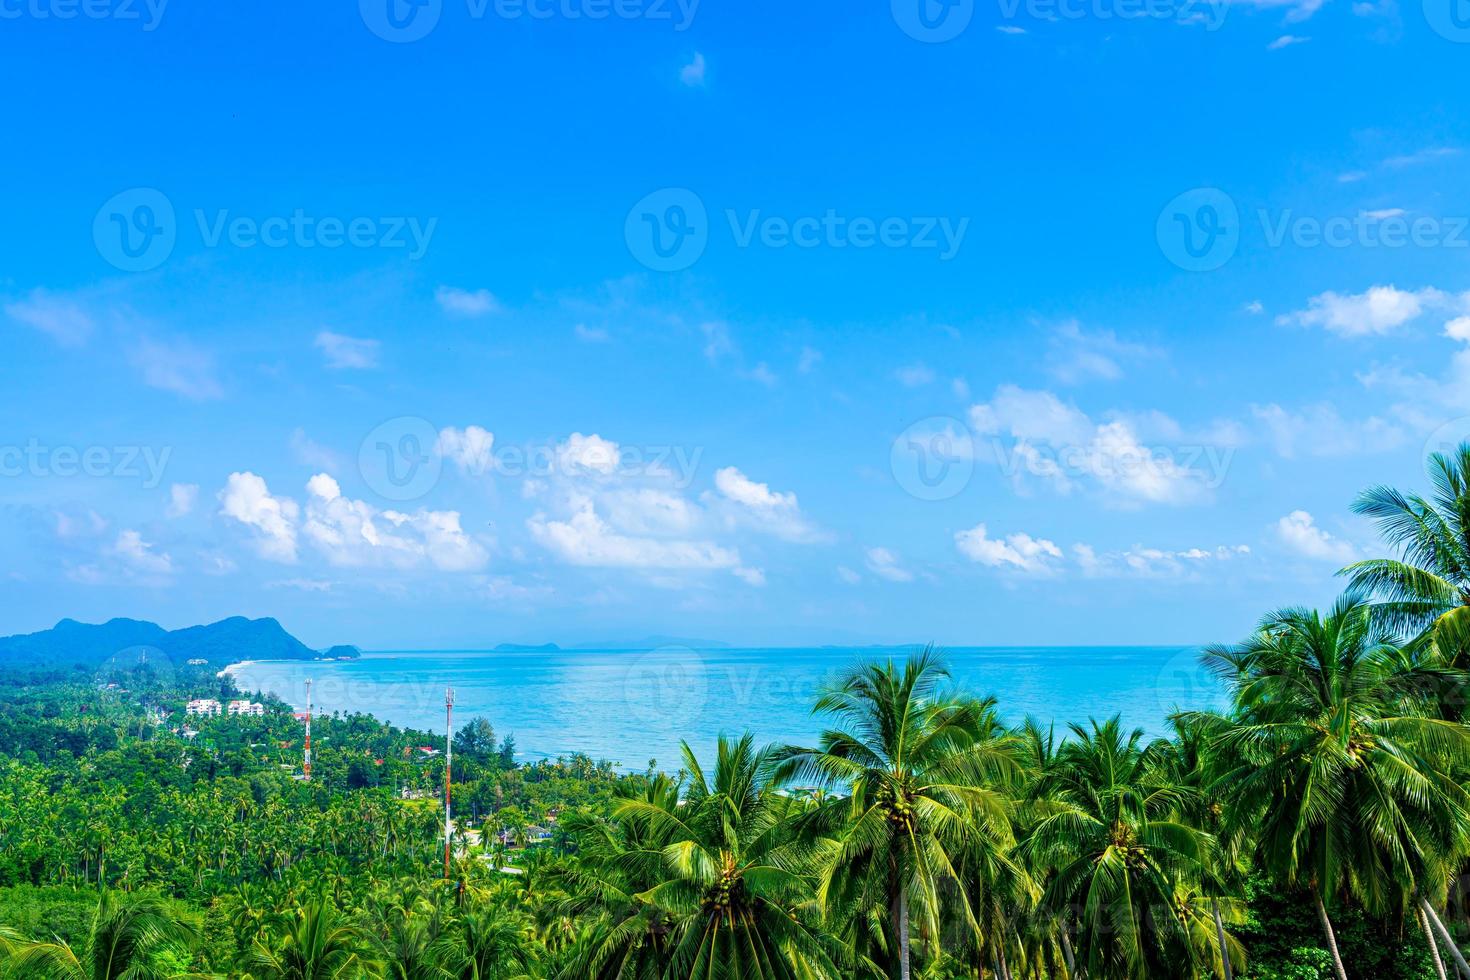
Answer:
1422;898;1470;980
1060;925;1077;979
1421;901;1450;980
1212;899;1234;980
897;878;911;980
998;942;1012;980
1314;893;1348;980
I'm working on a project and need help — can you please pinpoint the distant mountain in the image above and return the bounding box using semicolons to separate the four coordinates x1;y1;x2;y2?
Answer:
493;643;561;653
568;635;731;651
0;616;355;671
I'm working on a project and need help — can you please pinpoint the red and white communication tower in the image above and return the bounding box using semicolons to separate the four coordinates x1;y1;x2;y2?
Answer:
303;678;313;782
443;686;454;879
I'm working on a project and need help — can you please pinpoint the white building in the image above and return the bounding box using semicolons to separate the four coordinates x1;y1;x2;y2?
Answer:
227;700;265;716
185;698;222;716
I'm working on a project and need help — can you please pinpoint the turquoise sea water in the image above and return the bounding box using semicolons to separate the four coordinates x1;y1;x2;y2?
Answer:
228;646;1224;769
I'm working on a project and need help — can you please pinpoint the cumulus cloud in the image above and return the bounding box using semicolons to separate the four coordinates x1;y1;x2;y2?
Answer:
955;523;1063;574
969;385;1218;505
218;472;485;571
1074;542;1249;578
711;466;825;542
165;483;198;518
528;500;753;583
436;286;501;317
680;51;706;86
1275;510;1357;562
314;330;380;370
219;472;300;562
437;425;496;476
557;433;622;476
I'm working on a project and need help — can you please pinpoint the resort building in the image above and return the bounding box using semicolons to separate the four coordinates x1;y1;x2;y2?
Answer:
227;700;265;716
185;698;222;716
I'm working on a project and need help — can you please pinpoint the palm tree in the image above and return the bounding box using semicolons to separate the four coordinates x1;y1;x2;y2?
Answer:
625;735;839;979
770;649;1020;980
249;897;371;980
434;908;538;980
6;891;196;980
1343;442;1470;659
1191;593;1470;980
1017;716;1215;980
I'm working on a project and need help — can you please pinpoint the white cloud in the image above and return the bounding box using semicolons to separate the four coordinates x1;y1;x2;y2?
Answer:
1046;321;1161;385
996;24;1026;33
1276;285;1443;337
1362;208;1407;220
1275;510;1357;562
5;288;94;346
951;377;971;400
1229;0;1324;21
435;286;502;317
528;500;751;582
267;578;334;592
798;347;822;374
574;323;610;343
836;565;861;584
896;363;936;387
219;472;300;562
1446;317;1470;343
711;466;825;542
314;330;380;370
1075;542;1250;578
1244;300;1264;315
1383;147;1460;169
557;433;621;476
437;425;496;476
301;472;488;571
970;385;1214;505
1267;33;1310;49
290;429;343;472
165;483;198;518
1250;402;1405;457
110;529;174;576
701;321;734;361
745;362;778;387
680;51;706;86
955;523;1062;574
865;547;913;582
131;337;224;400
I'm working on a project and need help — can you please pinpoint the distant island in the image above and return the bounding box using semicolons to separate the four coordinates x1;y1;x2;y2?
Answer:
492;642;561;653
0;616;358;672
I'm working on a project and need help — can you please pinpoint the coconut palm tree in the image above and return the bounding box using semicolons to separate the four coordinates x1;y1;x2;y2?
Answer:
1016;716;1215;980
1343;443;1470;655
6;891;196;980
625;735;839;979
1191;592;1470;980
433;907;539;980
249;897;371;980
770;649;1020;980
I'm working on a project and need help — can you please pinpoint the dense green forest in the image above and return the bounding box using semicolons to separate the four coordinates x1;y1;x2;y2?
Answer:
5;449;1470;978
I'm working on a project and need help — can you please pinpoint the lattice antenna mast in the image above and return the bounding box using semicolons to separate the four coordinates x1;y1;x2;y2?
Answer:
443;686;454;879
303;678;313;782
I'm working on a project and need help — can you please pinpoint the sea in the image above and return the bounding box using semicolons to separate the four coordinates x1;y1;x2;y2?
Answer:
226;645;1224;770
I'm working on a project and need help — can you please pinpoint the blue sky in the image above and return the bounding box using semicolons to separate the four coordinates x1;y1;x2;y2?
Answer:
2;0;1468;648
